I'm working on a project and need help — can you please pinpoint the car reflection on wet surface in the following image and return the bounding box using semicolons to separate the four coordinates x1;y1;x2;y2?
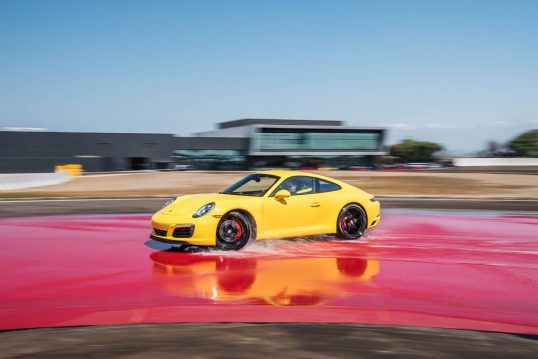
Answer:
150;251;380;306
0;211;537;334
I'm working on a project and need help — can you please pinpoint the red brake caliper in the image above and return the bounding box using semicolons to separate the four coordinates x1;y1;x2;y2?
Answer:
341;217;348;230
233;221;243;240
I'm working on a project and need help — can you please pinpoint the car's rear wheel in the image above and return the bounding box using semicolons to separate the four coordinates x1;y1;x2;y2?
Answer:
337;204;367;240
216;211;252;250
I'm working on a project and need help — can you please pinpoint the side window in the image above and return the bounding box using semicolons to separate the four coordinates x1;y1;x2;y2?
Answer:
272;176;315;196
316;179;341;193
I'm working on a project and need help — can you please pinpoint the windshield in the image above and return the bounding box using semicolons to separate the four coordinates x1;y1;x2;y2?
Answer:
221;174;279;197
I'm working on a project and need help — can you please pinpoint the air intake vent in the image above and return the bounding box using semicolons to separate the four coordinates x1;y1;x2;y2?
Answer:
153;228;167;237
173;225;194;238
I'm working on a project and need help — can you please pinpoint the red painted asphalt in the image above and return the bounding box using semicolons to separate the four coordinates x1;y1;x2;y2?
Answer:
1;212;537;333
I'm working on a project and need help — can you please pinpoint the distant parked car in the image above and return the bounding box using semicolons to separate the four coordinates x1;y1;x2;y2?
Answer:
349;165;372;171
404;163;429;169
174;164;197;171
379;164;405;170
405;163;444;169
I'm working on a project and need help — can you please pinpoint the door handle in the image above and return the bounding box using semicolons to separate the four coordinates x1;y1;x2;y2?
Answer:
310;202;321;207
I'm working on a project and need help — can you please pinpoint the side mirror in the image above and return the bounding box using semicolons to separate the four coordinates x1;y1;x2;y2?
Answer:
274;189;291;200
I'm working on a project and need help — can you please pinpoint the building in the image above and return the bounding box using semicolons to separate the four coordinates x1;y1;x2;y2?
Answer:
0;131;175;173
0;119;386;173
185;119;386;169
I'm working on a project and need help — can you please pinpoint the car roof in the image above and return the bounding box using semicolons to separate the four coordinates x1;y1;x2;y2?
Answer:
255;170;342;183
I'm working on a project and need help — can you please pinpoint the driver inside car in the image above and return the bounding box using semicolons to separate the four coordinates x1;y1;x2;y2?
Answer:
286;180;298;194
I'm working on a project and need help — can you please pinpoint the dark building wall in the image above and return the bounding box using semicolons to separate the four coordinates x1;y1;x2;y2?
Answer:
0;131;174;173
173;136;249;150
1;132;75;173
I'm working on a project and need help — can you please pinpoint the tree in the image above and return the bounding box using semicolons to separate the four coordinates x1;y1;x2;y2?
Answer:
508;129;538;157
390;139;443;163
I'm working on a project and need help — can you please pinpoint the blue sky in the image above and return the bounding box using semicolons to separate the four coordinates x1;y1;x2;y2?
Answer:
1;0;537;153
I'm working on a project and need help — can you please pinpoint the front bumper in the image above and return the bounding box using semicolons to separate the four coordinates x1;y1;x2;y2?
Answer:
149;234;189;245
366;200;381;228
150;211;219;247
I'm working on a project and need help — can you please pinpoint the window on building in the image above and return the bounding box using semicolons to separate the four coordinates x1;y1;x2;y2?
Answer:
173;149;246;170
258;130;380;151
259;132;303;150
304;132;379;150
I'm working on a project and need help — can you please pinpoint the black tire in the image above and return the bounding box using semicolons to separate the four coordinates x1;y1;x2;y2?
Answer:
337;204;367;240
216;211;252;250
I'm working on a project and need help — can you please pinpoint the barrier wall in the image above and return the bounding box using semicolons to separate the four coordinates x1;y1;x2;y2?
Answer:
453;158;538;167
0;172;72;191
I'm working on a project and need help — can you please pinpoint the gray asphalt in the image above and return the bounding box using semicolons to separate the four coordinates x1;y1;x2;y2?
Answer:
0;197;537;217
1;323;536;358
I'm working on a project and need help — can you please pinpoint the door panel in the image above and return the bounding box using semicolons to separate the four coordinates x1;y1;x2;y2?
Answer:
262;194;324;237
311;192;341;233
260;176;343;238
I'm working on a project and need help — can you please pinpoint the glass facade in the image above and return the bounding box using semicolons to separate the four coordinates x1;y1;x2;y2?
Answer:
173;125;385;170
173;150;247;170
258;130;381;151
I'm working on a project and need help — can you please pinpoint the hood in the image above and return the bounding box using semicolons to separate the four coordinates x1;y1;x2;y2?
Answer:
158;193;246;216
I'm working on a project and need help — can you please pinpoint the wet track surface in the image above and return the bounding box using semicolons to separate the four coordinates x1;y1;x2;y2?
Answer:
1;211;537;334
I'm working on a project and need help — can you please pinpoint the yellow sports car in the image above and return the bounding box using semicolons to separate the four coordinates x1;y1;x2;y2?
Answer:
150;170;380;250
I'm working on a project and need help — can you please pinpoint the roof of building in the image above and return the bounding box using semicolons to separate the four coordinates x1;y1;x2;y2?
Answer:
218;118;344;129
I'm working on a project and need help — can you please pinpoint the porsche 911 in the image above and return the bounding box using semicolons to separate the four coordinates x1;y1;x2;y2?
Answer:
150;170;380;250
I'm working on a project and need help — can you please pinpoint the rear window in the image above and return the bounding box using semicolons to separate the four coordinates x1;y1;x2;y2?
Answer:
316;179;341;193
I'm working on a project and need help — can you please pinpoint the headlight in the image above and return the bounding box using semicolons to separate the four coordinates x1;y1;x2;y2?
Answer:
162;198;175;209
192;202;215;218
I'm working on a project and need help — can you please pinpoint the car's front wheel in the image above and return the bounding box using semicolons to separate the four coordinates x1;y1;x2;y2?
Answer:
216;211;252;250
337;204;367;240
